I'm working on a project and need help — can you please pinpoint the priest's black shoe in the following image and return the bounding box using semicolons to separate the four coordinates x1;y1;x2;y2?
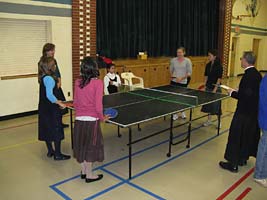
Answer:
47;151;55;158
54;154;71;160
85;174;103;183
238;160;247;166
219;161;238;173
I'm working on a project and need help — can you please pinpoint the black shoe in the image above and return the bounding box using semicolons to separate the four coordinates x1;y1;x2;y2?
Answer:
219;161;238;173
47;151;55;158
54;154;71;160
238;160;247;166
85;174;103;183
62;123;69;128
81;172;86;179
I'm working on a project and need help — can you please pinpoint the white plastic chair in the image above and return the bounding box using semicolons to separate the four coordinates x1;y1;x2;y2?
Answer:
120;72;144;90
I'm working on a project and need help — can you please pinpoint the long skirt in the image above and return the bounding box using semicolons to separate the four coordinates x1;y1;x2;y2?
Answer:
224;112;260;165
38;105;64;142
201;87;222;115
73;120;104;163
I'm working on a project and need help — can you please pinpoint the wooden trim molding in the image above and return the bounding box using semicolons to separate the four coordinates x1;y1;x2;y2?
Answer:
218;0;233;77
0;73;37;80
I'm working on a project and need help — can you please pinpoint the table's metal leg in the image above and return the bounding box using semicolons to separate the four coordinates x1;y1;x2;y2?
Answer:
117;126;121;137
128;127;132;179
167;114;174;157
186;109;193;148
217;114;221;136
70;109;73;149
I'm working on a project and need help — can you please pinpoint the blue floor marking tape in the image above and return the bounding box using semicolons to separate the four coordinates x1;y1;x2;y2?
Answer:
50;113;232;200
101;168;166;200
131;129;229;179
83;128;229;200
83;182;125;200
50;185;72;200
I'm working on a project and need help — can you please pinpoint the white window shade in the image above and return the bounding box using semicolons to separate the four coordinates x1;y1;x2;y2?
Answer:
0;18;49;77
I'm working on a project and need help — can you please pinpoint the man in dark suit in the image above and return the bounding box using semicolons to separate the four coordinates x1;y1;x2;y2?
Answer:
219;51;262;173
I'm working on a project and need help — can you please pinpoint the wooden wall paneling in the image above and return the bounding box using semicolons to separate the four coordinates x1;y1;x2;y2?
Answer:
163;64;171;86
148;64;159;87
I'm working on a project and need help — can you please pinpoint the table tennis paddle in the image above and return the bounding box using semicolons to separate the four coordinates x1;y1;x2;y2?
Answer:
198;84;205;90
104;108;118;119
63;102;74;109
213;84;230;90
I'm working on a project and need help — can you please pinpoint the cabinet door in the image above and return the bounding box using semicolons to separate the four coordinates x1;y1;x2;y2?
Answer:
115;66;125;75
191;62;205;85
191;63;197;85
148;64;170;87
163;64;171;86
148;65;158;87
198;63;205;83
99;68;107;80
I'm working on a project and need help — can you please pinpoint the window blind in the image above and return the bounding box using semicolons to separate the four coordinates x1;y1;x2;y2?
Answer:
0;18;48;77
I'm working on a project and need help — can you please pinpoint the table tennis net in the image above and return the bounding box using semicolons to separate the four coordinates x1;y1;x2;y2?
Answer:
129;88;198;106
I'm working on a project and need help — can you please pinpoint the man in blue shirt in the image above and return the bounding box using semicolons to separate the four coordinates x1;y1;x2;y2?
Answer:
254;73;267;187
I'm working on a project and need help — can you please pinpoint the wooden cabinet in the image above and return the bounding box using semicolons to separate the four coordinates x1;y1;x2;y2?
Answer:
149;64;170;87
191;62;206;85
162;64;171;86
99;68;106;80
148;65;159;87
108;56;207;88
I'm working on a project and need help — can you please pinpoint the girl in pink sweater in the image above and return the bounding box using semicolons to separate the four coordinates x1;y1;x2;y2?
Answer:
73;57;109;183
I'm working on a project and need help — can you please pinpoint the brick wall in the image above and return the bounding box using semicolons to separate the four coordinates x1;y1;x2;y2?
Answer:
72;0;96;88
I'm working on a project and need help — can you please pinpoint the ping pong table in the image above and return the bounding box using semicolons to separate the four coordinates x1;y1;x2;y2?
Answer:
67;85;229;179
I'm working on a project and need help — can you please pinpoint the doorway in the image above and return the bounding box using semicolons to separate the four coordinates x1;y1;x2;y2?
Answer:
252;38;261;68
229;37;238;77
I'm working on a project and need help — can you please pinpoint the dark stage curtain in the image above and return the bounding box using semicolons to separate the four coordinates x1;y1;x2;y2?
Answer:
97;0;219;59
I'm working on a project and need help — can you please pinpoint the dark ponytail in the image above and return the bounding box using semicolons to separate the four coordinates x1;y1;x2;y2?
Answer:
79;57;99;88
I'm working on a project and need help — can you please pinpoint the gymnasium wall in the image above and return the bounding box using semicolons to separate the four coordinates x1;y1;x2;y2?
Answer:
0;0;72;117
229;0;267;76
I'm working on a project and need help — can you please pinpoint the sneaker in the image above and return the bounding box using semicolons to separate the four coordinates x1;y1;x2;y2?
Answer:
203;120;211;127
181;112;186;119
172;114;179;121
254;178;267;187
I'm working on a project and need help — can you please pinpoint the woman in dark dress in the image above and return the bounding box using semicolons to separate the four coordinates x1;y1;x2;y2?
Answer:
201;49;223;127
41;43;69;128
38;57;71;160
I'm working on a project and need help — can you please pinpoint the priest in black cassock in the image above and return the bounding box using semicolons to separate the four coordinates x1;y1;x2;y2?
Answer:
219;51;262;173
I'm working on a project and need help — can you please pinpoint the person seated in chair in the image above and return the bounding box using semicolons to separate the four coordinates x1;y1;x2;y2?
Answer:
104;64;121;95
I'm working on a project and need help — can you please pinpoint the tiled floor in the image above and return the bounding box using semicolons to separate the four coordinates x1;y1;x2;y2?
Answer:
0;76;266;200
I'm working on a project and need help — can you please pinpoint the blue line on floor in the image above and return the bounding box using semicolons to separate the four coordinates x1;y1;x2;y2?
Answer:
83;182;125;200
50;113;232;199
101;167;166;200
49;185;72;200
131;128;229;180
82;128;229;200
51;112;232;188
51;175;80;187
